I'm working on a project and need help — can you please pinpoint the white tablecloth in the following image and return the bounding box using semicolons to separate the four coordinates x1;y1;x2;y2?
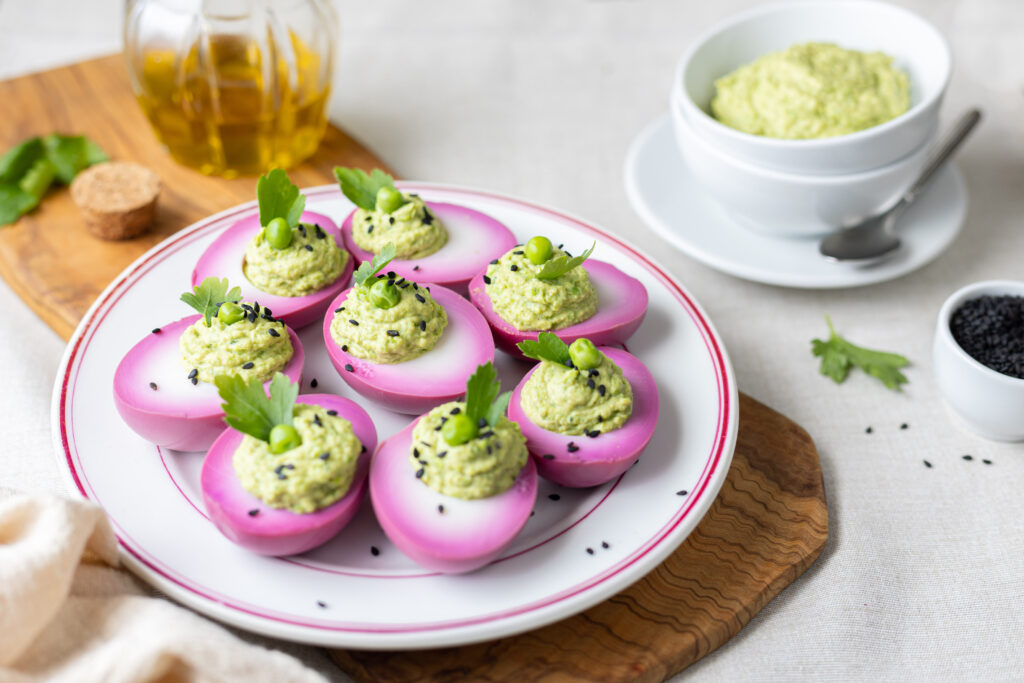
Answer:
3;0;1024;679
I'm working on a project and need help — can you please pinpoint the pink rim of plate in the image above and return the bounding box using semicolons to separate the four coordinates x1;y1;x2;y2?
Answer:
55;183;734;638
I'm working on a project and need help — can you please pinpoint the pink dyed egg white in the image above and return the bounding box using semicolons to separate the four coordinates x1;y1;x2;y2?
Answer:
508;347;658;488
322;283;495;414
341;202;517;296
113;316;305;451
370;419;538;574
200;393;376;556
468;260;649;359
192;211;353;329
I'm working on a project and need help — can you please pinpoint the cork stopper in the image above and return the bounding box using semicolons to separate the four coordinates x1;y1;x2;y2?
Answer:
70;161;161;240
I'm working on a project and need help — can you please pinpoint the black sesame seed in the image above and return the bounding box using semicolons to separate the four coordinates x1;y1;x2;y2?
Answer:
588;369;599;377
478;418;487;428
151;327;161;334
268;328;280;337
387;279;395;287
549;494;561;501
334;307;343;313
320;452;330;460
367;225;374;234
490;259;499;265
419;320;426;332
450;407;461;415
149;382;158;390
542;454;555;460
900;423;909;430
349;319;359;326
413;265;420;271
586;547;594;555
597;416;603;422
923;460;932;468
285;464;295;470
191;377;198;386
364;215;372;222
437;451;447;458
242;362;254;370
341;345;348;352
298;224;306;237
311;378;318;388
327;410;338;416
565;359;575;369
415;293;426;303
586;430;600;438
317;600;327;608
587;379;595;389
416;468;425;478
413;448;419;458
361;445;367;453
422;212;433;225
277;473;287;480
601;541;609;549
371;546;380;556
344;363;353;372
865;426;873;434
263;307;272;317
530;510;535;517
676;489;688;496
513;250;524;255
187;368;198;380
983;459;993;465
598;385;606;396
313;414;322;426
315;225;325;239
248;509;259;516
389;216;395;225
248;311;257;323
963;454;973;461
483;275;492;285
567;442;579;453
387;330;399;337
510;264;519;271
438;504;444;514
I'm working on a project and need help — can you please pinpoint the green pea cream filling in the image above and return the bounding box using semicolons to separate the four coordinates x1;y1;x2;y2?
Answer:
484;246;598;331
330;278;447;364
522;354;633;435
710;42;910;140
410;402;528;500
352;194;447;259
243;222;347;297
179;308;292;384
233;404;362;513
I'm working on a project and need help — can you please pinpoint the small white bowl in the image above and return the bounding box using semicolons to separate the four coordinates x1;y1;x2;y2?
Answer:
934;281;1024;442
670;102;931;237
673;0;951;175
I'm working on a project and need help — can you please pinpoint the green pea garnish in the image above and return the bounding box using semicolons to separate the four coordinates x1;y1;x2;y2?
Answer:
375;186;405;214
264;216;293;250
368;278;401;309
525;236;553;265
217;301;246;325
441;413;477;446
569;338;602;370
268;423;302;454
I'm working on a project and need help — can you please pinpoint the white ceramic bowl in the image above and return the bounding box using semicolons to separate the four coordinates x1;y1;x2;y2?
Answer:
934;281;1024;442
673;0;951;175
670;101;930;237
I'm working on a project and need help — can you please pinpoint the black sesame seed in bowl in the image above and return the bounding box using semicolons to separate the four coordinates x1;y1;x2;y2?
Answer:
934;281;1024;442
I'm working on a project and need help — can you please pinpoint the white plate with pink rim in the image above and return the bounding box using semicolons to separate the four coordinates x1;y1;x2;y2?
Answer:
51;182;738;650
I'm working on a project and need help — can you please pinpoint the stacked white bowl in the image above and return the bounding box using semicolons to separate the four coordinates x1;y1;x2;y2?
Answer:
670;0;951;238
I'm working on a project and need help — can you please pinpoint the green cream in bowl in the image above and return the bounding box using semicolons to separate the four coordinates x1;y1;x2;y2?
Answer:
673;1;951;175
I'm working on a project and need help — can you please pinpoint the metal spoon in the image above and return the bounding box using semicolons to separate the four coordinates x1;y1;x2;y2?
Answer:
819;109;981;262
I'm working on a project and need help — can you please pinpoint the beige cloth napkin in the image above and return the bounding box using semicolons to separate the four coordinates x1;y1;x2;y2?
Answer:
0;493;328;683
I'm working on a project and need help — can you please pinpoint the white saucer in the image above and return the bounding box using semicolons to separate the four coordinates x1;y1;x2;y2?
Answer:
624;116;967;289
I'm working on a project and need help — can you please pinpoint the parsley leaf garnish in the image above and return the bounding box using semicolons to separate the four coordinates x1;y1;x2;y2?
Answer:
334;167;396;211
811;315;909;391
215;372;297;443
0;134;106;226
517;332;571;365
464;362;510;427
353;243;397;286
181;277;242;326
257;168;306;228
536;242;595;281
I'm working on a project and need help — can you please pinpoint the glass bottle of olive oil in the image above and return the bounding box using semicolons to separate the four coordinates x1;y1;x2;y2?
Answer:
124;0;336;178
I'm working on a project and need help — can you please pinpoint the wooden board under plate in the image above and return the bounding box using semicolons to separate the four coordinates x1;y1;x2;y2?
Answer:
1;55;827;681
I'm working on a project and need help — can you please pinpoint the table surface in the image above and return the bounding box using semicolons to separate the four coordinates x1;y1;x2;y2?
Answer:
3;0;1023;680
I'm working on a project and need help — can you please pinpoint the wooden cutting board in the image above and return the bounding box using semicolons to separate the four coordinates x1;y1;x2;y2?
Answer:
0;55;828;681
